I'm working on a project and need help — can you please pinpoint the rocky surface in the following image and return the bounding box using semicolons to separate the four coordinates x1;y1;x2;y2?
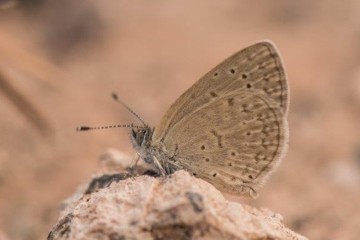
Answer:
48;164;307;240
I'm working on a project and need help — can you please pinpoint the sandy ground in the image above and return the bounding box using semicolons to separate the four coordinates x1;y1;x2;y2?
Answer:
0;1;360;239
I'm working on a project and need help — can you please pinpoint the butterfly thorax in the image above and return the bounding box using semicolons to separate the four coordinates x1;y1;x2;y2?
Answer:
130;126;179;174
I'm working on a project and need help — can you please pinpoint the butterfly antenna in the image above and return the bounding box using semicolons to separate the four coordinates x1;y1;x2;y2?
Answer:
111;93;147;126
76;124;142;132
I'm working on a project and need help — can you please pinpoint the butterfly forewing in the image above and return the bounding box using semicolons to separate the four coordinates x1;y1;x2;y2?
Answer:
153;40;288;142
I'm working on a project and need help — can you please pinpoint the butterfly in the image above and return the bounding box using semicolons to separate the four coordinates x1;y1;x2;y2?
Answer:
79;40;289;198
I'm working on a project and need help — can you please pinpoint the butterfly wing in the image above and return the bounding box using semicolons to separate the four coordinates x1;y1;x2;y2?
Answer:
153;40;288;142
158;91;288;197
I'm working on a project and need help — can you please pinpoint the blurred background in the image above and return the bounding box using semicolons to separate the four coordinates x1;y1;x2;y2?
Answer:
0;0;360;239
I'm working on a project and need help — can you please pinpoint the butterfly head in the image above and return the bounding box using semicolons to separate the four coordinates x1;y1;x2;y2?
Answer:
131;125;153;146
130;125;154;164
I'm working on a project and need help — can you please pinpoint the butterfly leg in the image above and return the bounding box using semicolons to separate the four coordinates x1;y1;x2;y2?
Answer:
166;144;182;173
128;154;140;176
153;155;166;177
167;161;182;172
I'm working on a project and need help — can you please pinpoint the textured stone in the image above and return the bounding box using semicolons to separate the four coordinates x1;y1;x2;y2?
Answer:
48;153;307;240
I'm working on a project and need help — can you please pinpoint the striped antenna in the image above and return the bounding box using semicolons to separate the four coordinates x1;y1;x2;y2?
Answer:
111;93;146;126
76;124;141;132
